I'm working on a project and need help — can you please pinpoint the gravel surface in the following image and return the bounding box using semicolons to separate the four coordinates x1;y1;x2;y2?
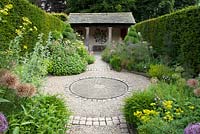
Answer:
42;54;150;134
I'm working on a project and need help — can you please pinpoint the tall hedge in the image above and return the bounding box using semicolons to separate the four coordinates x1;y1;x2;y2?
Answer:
134;6;200;76
0;0;66;50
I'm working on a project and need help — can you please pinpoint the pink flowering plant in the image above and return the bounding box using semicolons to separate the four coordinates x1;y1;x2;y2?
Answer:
186;78;200;97
187;79;199;88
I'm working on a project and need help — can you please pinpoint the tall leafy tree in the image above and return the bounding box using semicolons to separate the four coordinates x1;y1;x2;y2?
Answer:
29;0;196;22
65;0;136;13
65;0;178;22
174;0;196;10
28;0;66;12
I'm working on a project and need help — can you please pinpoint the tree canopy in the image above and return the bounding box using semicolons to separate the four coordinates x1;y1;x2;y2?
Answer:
65;0;196;22
28;0;197;22
65;0;136;13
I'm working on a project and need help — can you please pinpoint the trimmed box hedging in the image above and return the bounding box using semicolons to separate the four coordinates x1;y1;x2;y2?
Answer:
134;6;200;76
50;12;68;22
0;0;67;50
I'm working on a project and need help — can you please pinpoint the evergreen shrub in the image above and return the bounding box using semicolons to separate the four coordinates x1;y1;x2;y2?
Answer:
49;41;87;76
0;0;66;51
134;6;200;76
124;26;141;44
50;12;68;21
110;55;122;71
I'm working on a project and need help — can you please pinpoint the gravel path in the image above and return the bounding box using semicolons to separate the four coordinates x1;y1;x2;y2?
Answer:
43;54;150;134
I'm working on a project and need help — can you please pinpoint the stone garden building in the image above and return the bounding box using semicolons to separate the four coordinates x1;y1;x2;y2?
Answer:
69;12;135;51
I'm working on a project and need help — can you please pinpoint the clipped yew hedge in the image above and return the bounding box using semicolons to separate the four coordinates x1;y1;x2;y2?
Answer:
134;6;200;76
0;0;66;50
50;12;68;22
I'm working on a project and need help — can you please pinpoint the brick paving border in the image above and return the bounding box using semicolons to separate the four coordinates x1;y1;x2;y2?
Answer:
67;115;129;134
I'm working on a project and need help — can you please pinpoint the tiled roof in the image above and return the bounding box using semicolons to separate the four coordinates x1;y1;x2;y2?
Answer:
69;12;135;24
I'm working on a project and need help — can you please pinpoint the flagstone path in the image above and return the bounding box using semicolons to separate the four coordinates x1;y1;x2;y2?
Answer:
43;54;150;134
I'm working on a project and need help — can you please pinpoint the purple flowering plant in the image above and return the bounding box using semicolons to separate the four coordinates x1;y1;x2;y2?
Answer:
184;123;200;134
0;113;8;133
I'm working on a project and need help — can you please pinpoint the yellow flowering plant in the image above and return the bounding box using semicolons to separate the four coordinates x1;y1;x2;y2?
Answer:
0;4;13;22
134;109;159;124
162;100;173;110
15;16;37;36
133;99;185;125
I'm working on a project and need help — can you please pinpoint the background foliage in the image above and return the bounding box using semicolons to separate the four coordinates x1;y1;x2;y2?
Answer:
48;40;88;76
0;0;66;51
65;0;196;22
134;6;200;76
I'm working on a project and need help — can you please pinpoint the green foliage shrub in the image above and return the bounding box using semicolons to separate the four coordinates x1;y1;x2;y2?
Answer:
50;12;68;22
126;42;157;72
101;46;112;63
102;43;129;71
110;55;122;71
71;39;95;64
6;95;70;134
48;34;94;76
124;26;141;44
123;90;155;126
102;38;155;72
49;41;87;76
134;6;200;76
128;42;151;62
0;0;66;51
14;33;51;87
51;31;63;40
147;82;189;101
62;24;76;40
148;64;173;82
137;117;184;134
86;55;95;64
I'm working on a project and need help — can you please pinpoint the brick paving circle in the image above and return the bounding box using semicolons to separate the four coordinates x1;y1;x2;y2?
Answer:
69;77;128;99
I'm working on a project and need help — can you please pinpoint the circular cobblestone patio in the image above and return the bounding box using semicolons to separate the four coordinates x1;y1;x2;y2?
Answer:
69;77;128;99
